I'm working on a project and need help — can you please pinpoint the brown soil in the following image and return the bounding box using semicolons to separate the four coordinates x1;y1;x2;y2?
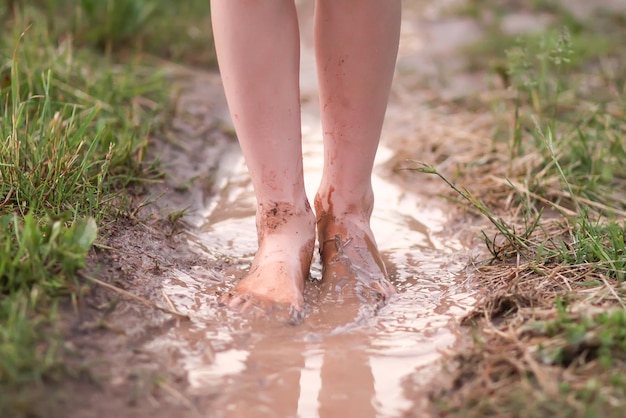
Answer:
18;1;625;417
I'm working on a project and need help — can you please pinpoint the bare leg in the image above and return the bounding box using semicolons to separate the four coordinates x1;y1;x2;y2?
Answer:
314;0;401;302
211;0;315;312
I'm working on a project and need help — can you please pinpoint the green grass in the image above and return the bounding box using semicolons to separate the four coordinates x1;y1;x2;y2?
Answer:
11;0;216;65
505;27;626;211
0;6;157;402
0;215;96;383
0;0;214;412
459;4;626;213
419;2;626;416
491;14;626;279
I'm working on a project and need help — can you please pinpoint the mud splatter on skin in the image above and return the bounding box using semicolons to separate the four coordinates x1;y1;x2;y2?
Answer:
48;2;495;415
220;199;316;312
256;200;314;233
257;201;295;232
314;190;395;304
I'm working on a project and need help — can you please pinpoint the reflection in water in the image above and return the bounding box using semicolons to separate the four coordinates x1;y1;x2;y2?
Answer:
143;137;476;416
318;334;377;418
142;76;477;418
220;338;305;418
142;4;479;415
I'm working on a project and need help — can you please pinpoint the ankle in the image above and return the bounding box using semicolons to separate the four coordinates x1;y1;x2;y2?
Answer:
314;185;374;220
256;199;315;239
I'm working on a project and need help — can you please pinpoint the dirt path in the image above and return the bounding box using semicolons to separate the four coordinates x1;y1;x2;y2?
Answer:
53;2;508;417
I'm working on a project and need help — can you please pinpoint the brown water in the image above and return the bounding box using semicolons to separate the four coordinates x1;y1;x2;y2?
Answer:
140;2;485;416
121;1;626;416
151;150;476;417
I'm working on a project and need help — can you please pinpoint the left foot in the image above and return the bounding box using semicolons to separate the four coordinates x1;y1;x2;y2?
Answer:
220;200;316;313
315;193;396;305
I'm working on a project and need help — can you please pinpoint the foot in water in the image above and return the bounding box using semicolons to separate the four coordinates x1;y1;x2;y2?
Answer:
315;191;396;306
219;201;316;313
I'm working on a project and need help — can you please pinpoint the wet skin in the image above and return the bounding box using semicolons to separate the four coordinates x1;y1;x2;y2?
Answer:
219;201;315;313
315;192;396;306
220;196;396;313
211;0;401;314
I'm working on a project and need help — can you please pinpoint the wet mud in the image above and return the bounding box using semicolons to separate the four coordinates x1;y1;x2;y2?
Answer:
118;3;483;416
58;1;515;417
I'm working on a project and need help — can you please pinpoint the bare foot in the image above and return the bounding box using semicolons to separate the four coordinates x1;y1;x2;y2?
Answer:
315;192;396;305
220;201;315;313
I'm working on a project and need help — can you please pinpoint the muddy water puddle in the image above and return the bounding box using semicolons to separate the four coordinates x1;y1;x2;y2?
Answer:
148;106;476;418
139;3;486;417
122;0;626;415
152;148;475;416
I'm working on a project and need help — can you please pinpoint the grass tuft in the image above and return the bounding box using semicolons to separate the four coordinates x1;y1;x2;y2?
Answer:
415;2;626;416
0;0;213;406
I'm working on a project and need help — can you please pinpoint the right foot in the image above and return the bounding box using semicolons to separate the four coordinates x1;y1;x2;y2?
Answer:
220;201;316;313
315;191;396;306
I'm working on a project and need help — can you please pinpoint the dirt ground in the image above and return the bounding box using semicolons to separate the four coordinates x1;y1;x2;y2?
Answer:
20;1;623;417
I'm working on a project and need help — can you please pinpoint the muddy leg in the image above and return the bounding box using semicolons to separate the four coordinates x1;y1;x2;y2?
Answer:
313;0;401;303
211;1;315;311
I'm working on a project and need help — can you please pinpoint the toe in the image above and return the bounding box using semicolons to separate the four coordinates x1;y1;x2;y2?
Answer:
218;292;233;306
372;279;396;300
287;305;304;325
381;280;397;298
239;298;258;314
371;281;385;296
228;295;247;309
291;294;305;313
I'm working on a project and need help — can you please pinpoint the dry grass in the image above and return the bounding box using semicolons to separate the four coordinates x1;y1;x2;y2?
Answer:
427;258;626;417
396;2;626;416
